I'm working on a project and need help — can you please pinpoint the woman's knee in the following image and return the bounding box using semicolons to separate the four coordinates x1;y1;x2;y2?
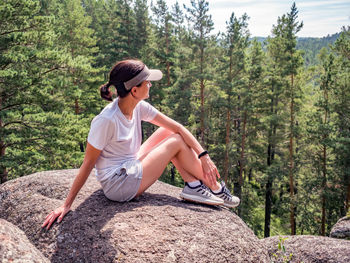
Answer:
156;127;174;137
168;133;187;149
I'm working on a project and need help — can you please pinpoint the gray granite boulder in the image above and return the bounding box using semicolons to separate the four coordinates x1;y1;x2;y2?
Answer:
330;216;350;240
263;235;350;263
0;169;269;263
0;219;49;263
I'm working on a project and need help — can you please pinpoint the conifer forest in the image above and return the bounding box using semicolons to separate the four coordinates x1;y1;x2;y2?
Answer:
1;0;349;238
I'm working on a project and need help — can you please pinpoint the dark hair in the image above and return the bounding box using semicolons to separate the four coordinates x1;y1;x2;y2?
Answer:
100;59;145;101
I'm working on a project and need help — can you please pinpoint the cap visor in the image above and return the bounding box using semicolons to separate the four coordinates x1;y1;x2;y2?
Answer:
146;69;163;81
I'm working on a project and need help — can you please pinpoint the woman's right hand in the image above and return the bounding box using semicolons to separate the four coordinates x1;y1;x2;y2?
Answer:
42;205;70;230
41;143;101;231
200;154;220;188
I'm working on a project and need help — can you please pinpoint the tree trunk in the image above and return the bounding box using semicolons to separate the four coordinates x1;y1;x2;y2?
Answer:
265;175;272;237
265;92;276;238
346;180;350;213
289;74;296;235
0;142;7;184
75;98;80;115
265;138;274;238
75;98;84;152
0;96;7;184
200;48;205;145
170;164;176;184
238;111;247;216
265;131;275;237
321;87;329;235
321;179;326;235
126;12;131;50
224;108;231;184
224;53;233;184
165;21;171;86
321;142;327;236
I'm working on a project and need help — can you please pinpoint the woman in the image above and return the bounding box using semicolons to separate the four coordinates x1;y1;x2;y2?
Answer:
42;59;239;230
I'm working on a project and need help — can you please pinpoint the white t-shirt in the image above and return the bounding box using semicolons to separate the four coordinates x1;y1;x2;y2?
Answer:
87;98;159;181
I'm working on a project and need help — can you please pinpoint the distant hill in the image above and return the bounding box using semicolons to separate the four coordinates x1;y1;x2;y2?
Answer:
250;32;340;66
297;33;340;66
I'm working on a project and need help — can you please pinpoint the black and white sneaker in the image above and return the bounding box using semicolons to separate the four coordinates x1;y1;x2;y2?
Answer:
211;181;240;208
180;182;224;206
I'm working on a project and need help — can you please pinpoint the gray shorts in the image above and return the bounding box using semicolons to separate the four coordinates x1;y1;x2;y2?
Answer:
100;159;143;202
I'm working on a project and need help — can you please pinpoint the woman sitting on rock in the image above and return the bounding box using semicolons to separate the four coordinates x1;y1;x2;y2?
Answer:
42;59;240;230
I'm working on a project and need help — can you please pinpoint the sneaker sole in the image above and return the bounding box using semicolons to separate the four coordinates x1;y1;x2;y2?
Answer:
180;193;224;206
221;202;240;208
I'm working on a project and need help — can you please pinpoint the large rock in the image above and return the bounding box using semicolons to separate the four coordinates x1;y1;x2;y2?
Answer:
0;169;269;263
263;235;350;263
330;216;350;239
0;219;50;263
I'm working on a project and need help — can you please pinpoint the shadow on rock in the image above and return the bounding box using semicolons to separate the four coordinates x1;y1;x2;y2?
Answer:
49;188;220;262
1;170;268;263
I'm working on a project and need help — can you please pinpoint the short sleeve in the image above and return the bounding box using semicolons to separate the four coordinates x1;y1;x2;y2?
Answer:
87;116;115;150
139;100;159;122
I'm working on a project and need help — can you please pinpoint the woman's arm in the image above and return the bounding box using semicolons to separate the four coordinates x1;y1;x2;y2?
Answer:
150;112;220;186
42;143;102;230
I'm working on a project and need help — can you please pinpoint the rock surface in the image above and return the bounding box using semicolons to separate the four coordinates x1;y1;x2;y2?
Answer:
0;169;269;263
0;219;49;263
330;216;350;239
263;235;350;263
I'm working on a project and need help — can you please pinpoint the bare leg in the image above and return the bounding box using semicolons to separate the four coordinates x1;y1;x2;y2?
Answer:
138;128;197;182
136;130;218;196
137;127;173;159
137;128;216;186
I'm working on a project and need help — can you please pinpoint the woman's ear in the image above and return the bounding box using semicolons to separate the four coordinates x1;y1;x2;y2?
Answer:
132;87;137;95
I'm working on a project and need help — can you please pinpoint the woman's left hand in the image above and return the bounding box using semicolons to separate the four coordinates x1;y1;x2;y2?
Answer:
200;155;220;188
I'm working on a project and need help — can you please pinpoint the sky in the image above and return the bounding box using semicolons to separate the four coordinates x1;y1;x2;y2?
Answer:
161;0;350;37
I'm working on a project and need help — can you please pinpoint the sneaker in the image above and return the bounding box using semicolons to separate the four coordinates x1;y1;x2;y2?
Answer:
180;182;224;206
211;181;240;208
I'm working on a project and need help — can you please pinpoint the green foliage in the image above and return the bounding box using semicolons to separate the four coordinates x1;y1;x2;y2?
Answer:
1;0;66;181
183;0;214;145
271;237;293;263
0;0;103;182
0;0;348;239
297;33;340;66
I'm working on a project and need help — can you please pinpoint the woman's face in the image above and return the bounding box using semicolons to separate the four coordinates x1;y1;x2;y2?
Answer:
138;80;152;99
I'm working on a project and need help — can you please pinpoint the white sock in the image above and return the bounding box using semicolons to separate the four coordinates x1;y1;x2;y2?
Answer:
212;183;222;194
188;180;201;187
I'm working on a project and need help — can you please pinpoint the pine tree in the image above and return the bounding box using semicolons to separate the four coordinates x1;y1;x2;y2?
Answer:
151;0;174;86
84;0;137;66
134;0;152;60
184;0;214;145
167;1;194;126
238;39;265;217
82;0;113;67
307;48;336;235
0;0;71;182
42;0;103;159
220;12;250;210
268;2;303;235
264;35;289;237
332;27;350;215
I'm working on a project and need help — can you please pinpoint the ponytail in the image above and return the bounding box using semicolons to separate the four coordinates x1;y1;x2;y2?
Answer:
100;82;113;101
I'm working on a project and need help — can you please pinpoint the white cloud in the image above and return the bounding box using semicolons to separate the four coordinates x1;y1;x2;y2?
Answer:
161;0;350;37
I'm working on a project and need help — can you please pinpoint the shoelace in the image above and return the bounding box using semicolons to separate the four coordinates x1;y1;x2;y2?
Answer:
199;184;211;197
221;186;233;200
